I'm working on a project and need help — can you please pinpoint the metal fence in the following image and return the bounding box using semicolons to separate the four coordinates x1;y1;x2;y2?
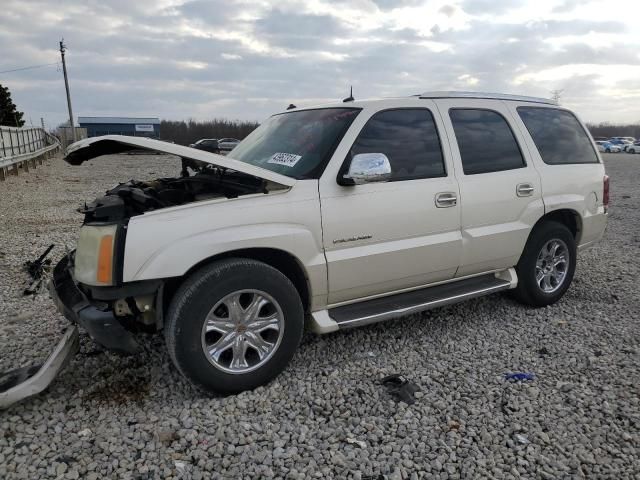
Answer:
0;125;61;179
57;126;87;151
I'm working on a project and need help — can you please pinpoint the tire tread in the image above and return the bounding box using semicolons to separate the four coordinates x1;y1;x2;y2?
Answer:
164;258;304;394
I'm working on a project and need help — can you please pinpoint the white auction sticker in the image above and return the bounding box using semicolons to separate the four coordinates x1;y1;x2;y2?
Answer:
267;152;302;167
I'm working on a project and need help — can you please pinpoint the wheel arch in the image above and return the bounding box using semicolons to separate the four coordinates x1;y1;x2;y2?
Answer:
162;247;312;316
530;208;583;245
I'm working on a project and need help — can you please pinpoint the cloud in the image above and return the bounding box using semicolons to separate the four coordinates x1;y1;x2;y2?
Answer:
551;0;583;13
253;9;349;51
370;0;425;10
0;0;638;127
459;0;527;15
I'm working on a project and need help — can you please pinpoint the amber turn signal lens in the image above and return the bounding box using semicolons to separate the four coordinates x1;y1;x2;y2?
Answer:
97;235;114;284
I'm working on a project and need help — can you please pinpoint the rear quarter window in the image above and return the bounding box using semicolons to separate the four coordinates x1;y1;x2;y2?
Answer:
449;108;525;175
517;107;599;165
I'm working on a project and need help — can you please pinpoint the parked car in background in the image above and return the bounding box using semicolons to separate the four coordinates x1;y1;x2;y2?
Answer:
189;138;220;153
608;138;633;151
596;141;622;153
627;141;640;154
218;138;241;152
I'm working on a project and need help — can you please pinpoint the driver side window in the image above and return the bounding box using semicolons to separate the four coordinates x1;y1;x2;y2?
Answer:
349;109;446;181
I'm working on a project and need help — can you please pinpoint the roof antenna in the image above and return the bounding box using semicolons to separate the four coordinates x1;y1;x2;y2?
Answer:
286;103;296;110
343;86;354;103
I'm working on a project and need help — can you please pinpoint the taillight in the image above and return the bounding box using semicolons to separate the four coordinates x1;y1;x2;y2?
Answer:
603;175;610;213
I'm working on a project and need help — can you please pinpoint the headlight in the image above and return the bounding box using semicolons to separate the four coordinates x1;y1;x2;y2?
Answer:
74;225;118;286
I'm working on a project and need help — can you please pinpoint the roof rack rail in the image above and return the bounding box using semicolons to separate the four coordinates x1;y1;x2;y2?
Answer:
416;91;556;105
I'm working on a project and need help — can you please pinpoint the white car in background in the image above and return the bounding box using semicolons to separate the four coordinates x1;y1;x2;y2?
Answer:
607;138;633;151
596;141;622;153
627;142;640;154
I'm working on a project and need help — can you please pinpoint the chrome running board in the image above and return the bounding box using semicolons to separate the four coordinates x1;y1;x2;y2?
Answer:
329;272;514;329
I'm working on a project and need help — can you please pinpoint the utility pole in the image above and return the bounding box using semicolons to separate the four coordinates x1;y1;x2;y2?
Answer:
59;39;76;142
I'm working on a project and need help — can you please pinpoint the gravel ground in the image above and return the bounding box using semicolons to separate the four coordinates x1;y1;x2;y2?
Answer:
0;153;639;479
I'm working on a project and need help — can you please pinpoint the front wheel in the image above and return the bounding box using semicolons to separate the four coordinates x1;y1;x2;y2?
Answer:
512;221;577;307
165;258;304;394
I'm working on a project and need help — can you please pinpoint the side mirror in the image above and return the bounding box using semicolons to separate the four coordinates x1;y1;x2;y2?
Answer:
341;153;391;185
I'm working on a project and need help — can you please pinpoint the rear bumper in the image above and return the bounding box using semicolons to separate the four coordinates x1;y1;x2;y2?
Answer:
578;210;607;251
49;254;139;354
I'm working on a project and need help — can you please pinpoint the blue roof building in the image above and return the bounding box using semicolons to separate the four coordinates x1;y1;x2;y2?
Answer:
78;117;160;138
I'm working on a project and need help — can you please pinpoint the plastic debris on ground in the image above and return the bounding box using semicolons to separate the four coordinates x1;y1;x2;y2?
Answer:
345;437;367;448
23;244;55;296
504;372;535;382
380;374;421;405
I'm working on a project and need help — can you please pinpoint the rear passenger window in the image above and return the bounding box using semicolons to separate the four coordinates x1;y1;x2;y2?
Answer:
517;107;599;165
349;109;445;181
449;109;525;175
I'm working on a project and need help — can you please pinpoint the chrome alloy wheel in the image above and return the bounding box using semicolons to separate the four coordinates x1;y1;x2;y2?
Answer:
535;239;569;294
201;290;284;374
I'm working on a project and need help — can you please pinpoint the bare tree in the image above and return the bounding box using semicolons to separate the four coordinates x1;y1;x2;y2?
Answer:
586;122;640;139
160;119;259;145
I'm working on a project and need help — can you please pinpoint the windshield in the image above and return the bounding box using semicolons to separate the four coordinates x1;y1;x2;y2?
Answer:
229;108;361;179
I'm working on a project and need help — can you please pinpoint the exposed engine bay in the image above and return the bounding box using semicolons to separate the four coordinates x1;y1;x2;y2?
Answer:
81;160;269;222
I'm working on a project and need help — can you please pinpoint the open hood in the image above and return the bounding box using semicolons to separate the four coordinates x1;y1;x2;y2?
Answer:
64;135;296;188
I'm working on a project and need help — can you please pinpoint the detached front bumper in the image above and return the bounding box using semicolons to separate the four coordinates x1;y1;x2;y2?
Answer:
0;327;79;410
49;254;139;354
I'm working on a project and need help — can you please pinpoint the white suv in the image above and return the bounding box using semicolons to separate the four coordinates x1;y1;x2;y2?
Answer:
53;92;608;394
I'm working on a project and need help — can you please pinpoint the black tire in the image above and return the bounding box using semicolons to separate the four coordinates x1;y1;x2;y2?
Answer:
512;221;576;307
605;148;610;153
165;258;304;394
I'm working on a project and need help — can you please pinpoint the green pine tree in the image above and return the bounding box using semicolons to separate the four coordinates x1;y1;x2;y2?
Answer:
0;84;25;127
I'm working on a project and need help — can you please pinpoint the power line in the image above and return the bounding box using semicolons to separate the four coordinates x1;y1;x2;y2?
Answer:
0;62;59;75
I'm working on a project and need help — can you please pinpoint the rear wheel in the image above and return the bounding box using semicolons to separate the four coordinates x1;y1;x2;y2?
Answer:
165;258;304;394
512;221;576;307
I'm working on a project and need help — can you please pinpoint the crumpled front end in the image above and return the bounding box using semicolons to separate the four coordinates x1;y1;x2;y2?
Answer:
49;253;140;354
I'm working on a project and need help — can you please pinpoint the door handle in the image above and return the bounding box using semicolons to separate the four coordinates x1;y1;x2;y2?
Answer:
516;183;534;197
435;192;457;208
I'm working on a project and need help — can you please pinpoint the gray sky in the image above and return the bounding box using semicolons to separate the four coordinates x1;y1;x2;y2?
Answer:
1;0;639;128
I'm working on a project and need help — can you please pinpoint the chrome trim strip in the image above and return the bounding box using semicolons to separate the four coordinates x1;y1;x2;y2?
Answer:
334;282;511;329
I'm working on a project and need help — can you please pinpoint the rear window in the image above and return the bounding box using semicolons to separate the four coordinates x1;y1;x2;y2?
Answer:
449;109;525;175
517;107;599;165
